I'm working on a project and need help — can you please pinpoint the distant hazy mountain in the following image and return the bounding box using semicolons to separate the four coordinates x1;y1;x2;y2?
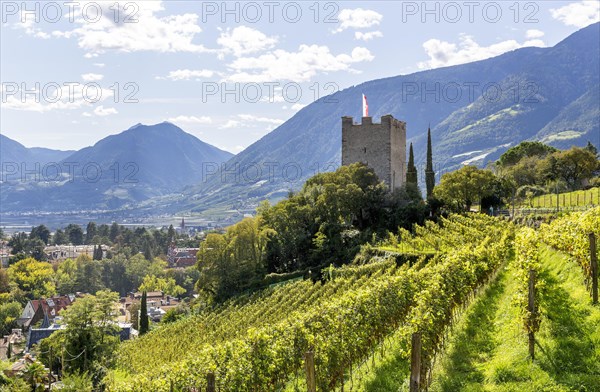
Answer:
174;22;599;214
1;123;232;211
0;134;74;166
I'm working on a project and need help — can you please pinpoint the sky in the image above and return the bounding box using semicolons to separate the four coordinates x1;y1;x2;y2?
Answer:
1;0;599;154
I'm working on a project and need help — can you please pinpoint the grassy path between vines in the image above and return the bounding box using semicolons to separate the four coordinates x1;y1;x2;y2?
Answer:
429;245;600;392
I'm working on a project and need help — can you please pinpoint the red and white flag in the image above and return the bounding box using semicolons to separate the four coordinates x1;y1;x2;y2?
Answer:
362;94;369;117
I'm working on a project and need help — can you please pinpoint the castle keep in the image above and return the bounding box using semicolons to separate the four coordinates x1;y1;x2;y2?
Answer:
342;115;406;190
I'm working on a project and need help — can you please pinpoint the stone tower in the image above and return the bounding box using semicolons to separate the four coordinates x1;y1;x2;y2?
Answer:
342;115;406;190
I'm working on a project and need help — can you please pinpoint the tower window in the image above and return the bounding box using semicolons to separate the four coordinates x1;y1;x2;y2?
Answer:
363;147;367;153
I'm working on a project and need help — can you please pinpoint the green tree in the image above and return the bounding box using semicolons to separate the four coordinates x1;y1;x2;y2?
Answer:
54;258;77;294
539;147;599;190
498;141;558;167
8;233;27;255
109;223;120;243
85;222;97;245
23;238;47;261
167;225;176;246
139;291;149;335
129;302;140;330
434;166;497;211
29;225;50;245
52;229;68;245
0;301;22;335
19;361;45;392
406;143;418;186
40;290;120;375
7;258;55;299
125;254;165;292
425;126;435;198
65;224;84;246
74;255;104;294
138;275;185;297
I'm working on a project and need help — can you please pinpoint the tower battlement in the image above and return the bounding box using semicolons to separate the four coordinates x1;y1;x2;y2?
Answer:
341;115;406;190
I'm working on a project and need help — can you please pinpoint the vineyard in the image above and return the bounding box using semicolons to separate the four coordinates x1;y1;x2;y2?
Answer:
107;214;513;391
104;208;600;391
430;207;600;391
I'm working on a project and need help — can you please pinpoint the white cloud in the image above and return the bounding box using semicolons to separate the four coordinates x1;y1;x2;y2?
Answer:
81;73;104;81
219;114;284;129
226;45;374;83
418;34;545;69
336;8;383;32
93;63;106;68
93;106;118;116
220;120;242;129
355;31;383;41
29;1;213;55
167;115;212;124
551;1;600;28
525;29;545;39
14;12;51;39
238;114;284;126
159;69;215;81
217;26;277;57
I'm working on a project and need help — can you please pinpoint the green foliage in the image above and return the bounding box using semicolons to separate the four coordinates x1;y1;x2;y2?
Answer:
29;225;50;245
138;275;185;297
260;163;392;274
129;302;140;330
434;166;498;211
19;361;45;392
540;206;600;280
425;127;435;199
52;229;68;245
38;290;120;376
539;147;599;190
406;143;418;186
7;258;55;299
514;228;542;335
60;372;93;392
498;141;558;167
498;144;599;193
162;305;189;324
139;291;149;335
65;224;84;246
0;301;22;335
196;217;268;301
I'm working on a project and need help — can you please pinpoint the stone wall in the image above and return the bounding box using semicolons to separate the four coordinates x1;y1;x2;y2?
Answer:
342;115;406;190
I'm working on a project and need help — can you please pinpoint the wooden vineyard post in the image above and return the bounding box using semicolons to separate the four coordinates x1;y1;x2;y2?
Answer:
410;332;421;392
304;351;316;392
206;372;215;392
528;269;536;360
590;233;598;304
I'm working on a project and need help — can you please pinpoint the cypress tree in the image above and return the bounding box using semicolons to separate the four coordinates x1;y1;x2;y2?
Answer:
139;291;149;335
406;143;418;185
425;127;436;198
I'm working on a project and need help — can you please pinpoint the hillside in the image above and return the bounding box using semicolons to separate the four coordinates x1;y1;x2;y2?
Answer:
0;123;232;211
108;214;514;391
0;134;74;166
173;22;599;215
106;208;599;392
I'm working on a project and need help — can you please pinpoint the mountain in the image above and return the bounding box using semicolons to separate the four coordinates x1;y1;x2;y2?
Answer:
0;123;232;212
174;23;600;214
0;134;74;166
